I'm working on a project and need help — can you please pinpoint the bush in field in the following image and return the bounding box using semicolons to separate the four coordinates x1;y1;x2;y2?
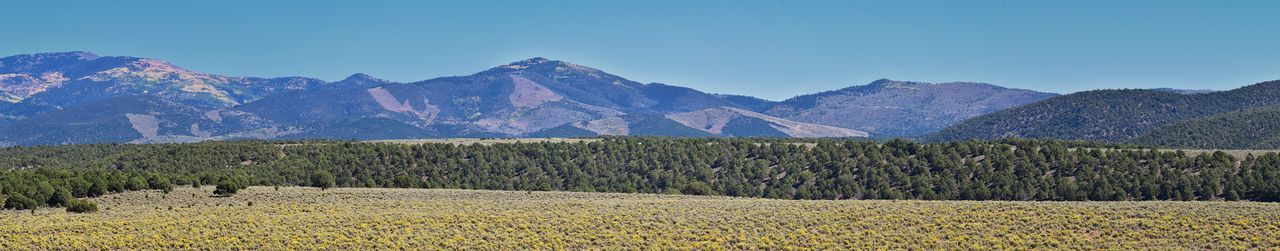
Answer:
126;176;148;191
214;180;240;197
3;194;39;210
47;188;72;207
312;171;336;190
393;175;419;188
681;181;714;196
148;175;174;194
66;199;98;213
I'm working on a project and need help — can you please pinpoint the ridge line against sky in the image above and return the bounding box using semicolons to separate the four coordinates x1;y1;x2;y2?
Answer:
2;0;1278;100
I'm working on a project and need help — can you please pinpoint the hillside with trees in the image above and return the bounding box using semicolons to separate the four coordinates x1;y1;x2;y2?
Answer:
1130;104;1280;149
3;137;1279;211
927;80;1280;143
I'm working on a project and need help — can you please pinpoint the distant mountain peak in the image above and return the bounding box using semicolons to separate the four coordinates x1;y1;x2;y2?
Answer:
500;57;556;70
1;51;102;73
65;51;100;60
342;73;383;82
860;79;1012;91
6;51;100;61
483;57;618;83
522;57;551;63
859;79;928;90
770;78;1058;137
320;73;393;90
869;78;902;85
128;58;189;71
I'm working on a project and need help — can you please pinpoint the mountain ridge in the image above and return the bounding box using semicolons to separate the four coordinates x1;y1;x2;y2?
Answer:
0;52;1057;145
760;79;1058;137
928;80;1280;143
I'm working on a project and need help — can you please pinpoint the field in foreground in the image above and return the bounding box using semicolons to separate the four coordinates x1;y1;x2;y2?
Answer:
2;188;1278;250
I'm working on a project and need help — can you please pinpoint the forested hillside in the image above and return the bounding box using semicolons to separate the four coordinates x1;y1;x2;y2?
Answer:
3;137;1279;211
928;80;1280;142
1130;104;1280;149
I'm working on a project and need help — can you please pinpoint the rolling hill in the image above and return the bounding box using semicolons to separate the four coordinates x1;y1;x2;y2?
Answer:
928;80;1280;142
760;79;1056;137
1129;104;1280;149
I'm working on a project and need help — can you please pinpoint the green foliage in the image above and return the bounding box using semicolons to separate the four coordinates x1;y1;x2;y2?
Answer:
66;199;98;213
47;187;72;207
312;171;336;190
681;181;714;195
0;137;1279;208
126;176;148;191
1131;104;1280;149
931;80;1280;142
214;180;240;197
147;175;174;194
4;194;39;210
393;175;419;188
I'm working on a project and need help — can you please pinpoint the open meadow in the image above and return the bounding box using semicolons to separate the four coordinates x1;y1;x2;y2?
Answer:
1;187;1277;250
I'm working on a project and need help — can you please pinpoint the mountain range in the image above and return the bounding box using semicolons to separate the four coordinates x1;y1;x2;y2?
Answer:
0;51;1057;146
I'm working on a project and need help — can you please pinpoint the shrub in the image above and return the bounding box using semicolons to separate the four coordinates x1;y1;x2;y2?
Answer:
88;179;109;197
393;175;418;188
66;199;98;213
214;180;240;197
126;176;148;191
3;194;40;210
681;181;714;196
48;188;73;207
149;176;174;194
312;171;336;190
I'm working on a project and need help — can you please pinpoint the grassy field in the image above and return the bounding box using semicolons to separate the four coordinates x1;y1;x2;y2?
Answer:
1072;147;1280;159
1165;149;1280;159
2;187;1278;250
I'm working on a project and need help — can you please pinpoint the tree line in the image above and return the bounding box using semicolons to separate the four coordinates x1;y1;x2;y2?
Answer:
2;137;1279;210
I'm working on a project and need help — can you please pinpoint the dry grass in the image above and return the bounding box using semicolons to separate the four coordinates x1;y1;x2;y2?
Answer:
1;187;1278;250
1163;149;1280;159
1075;147;1280;159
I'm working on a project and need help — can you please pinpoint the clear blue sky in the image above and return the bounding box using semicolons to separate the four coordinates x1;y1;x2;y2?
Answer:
3;0;1277;100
